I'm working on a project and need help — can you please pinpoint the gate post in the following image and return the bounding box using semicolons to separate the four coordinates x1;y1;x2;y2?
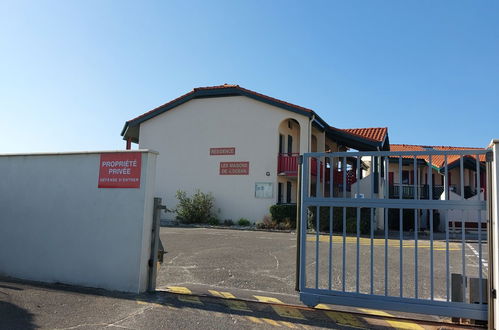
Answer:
295;155;303;292
488;140;499;329
147;197;166;292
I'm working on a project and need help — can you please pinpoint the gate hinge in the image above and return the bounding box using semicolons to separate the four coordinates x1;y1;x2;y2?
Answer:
298;155;303;165
492;289;497;299
486;151;493;163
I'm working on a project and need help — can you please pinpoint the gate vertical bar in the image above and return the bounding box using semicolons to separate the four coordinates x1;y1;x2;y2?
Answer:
460;156;466;302
384;156;389;296
414;156;419;299
356;156;361;293
299;155;309;292
295;155;303;292
476;154;483;305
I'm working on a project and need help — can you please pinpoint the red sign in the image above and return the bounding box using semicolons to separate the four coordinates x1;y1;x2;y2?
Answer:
210;147;235;156
98;152;141;188
220;162;249;175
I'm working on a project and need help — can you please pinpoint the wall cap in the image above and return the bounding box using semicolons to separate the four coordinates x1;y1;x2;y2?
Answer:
0;149;159;157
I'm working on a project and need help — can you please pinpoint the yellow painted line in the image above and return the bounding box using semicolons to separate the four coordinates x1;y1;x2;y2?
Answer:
246;316;264;324
254;295;305;319
208;290;251;311
358;309;424;330
279;321;299;328
165;286;202;304
209;290;235;299
273;305;306;320
262;318;282;326
254;295;284;303
315;303;331;310
178;295;203;304
316;304;364;328
166;286;192;294
136;300;172;309
324;311;365;328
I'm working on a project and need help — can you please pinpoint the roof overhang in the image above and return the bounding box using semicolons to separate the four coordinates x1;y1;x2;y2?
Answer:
326;127;389;151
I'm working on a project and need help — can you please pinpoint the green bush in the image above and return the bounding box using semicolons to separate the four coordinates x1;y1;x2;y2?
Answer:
238;218;251;226
175;190;215;224
208;217;220;226
269;204;297;228
223;219;234;226
256;215;277;229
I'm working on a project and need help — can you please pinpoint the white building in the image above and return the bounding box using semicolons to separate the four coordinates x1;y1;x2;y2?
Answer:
121;84;389;223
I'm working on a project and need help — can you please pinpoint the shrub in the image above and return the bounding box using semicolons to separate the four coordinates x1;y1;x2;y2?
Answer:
238;218;251;226
175;190;215;224
208;217;220;226
223;219;234;226
256;214;277;229
269;204;297;228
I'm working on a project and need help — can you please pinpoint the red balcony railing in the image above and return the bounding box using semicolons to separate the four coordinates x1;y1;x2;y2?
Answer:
278;153;299;175
277;154;358;185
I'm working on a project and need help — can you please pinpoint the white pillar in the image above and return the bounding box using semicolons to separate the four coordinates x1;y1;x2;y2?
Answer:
490;139;499;328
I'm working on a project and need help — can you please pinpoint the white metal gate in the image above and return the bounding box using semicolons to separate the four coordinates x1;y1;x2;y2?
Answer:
298;149;490;320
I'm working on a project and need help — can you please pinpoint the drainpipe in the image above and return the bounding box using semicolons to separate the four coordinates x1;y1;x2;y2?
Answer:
126;138;132;150
308;115;314;153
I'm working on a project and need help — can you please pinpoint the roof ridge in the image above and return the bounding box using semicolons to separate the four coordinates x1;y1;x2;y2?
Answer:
391;143;484;149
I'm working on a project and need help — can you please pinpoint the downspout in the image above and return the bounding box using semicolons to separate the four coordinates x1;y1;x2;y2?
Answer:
308;115;314;153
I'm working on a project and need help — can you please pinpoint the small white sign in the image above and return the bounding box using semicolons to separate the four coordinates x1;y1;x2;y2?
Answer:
255;182;273;198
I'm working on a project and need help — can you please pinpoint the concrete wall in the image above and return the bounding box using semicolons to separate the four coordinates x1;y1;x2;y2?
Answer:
0;150;157;293
138;95;310;222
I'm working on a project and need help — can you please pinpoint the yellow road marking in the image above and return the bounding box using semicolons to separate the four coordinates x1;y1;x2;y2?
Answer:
315;303;331;310
279;321;299;328
317;304;364;328
178;295;203;304
262;318;282;326
307;235;459;250
324;311;364;328
208;290;251;311
273;305;306;320
166;286;192;294
359;309;424;329
254;295;305;319
136;300;170;309
165;286;202;304
254;295;284;303
246;316;264;324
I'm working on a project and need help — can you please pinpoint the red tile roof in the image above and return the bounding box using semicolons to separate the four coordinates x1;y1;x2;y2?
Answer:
390;144;486;169
341;127;388;143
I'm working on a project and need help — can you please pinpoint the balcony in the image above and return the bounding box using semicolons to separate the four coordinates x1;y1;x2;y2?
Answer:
389;184;445;200
277;153;328;178
277;153;299;176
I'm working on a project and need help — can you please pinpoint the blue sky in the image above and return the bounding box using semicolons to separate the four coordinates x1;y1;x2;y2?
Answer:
1;1;498;153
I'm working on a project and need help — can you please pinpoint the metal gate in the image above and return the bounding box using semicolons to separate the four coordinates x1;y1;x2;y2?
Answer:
297;149;490;320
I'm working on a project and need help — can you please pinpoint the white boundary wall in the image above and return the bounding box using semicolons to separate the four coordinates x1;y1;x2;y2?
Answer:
0;150;157;293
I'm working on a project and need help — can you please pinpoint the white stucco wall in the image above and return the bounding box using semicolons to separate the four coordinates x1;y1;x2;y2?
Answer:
0;150;157;293
138;95;310;222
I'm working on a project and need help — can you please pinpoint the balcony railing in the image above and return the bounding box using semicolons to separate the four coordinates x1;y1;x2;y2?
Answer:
389;184;445;200
277;153;299;175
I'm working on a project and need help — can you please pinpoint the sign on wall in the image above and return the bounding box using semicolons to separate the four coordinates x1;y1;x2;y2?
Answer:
210;147;235;156
219;162;249;175
98;152;142;188
255;182;273;198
